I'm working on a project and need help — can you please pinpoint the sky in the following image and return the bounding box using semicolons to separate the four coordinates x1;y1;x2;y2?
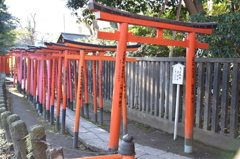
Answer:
5;0;88;42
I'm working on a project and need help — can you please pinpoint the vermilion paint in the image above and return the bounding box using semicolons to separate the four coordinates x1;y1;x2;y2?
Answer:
108;23;129;152
98;51;104;125
92;52;97;122
73;50;85;148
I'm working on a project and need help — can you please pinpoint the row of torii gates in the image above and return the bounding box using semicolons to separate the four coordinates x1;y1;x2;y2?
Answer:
1;1;217;158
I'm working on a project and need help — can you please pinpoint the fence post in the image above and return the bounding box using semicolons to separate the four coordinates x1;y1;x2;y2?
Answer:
30;124;47;159
10;120;29;158
1;111;12;141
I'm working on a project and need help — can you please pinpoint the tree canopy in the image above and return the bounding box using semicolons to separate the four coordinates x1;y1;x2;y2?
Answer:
191;0;240;58
0;0;16;55
66;0;240;58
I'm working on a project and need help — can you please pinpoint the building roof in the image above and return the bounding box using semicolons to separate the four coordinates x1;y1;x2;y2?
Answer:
57;32;89;43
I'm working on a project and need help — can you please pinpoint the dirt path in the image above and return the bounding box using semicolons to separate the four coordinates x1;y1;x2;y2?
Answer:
8;87;100;159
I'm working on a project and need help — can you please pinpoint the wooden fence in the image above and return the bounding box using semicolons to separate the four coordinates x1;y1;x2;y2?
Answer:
86;57;240;145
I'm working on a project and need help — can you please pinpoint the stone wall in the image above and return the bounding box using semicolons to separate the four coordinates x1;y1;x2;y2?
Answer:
0;73;7;111
0;72;63;159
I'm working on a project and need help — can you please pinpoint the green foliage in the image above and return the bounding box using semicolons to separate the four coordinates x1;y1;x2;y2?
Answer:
66;0;89;10
127;8;188;57
190;11;240;58
128;25;169;57
0;0;16;55
97;0;164;14
210;1;229;15
75;8;95;26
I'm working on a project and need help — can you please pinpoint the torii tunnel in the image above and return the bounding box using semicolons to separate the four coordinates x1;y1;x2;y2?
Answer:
3;1;218;158
9;40;141;151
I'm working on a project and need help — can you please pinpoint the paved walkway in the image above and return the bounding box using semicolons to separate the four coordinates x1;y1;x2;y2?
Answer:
60;108;191;159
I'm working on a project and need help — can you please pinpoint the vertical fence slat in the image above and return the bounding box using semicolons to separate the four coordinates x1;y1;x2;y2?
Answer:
154;62;159;116
181;62;186;124
129;62;135;108
103;61;106;99
105;61;109;100
159;61;165;117
105;61;109;99
143;61;147;112
178;84;183;123
134;62;139;109
149;61;154;115
96;61;99;100
169;62;176;121
108;61;111;100
195;62;204;128
220;63;230;134
203;62;213;131
127;62;130;107
150;61;155;115
211;62;221;132
139;61;143;111
146;62;150;113
104;61;107;99
102;61;107;99
126;62;129;106
105;61;108;100
229;63;240;138
142;61;147;112
145;61;150;113
88;61;93;94
177;62;184;123
111;61;115;100
164;62;170;119
128;62;131;107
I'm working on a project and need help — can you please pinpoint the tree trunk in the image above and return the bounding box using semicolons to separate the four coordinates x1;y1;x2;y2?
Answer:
150;0;168;37
183;0;199;15
169;0;182;57
82;21;93;35
193;0;204;12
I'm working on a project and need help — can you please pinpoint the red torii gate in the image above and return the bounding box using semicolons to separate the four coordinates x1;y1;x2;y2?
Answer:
61;39;140;148
0;55;10;74
88;1;217;154
10;49;37;93
44;43;81;128
43;41;140;138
